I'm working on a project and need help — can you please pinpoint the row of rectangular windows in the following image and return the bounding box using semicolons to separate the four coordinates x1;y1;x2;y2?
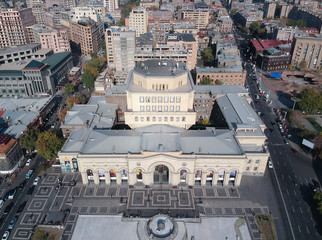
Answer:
140;105;180;112
140;96;181;103
135;116;186;122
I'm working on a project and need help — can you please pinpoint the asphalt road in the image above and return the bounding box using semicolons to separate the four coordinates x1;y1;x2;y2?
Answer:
245;62;322;239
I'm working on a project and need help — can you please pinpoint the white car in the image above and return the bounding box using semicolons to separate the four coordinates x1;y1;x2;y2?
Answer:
2;231;9;240
0;200;4;209
26;158;32;166
268;161;273;168
33;176;41;186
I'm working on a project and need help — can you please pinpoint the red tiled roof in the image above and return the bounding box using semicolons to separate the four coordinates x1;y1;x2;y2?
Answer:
251;39;292;51
0;110;5;118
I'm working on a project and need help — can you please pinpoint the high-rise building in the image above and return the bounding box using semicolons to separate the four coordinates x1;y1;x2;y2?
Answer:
70;18;100;56
290;36;322;69
129;6;148;37
263;1;277;19
26;25;70;53
105;26;136;72
32;4;45;24
180;4;210;30
0;8;35;48
103;0;119;12
26;0;42;8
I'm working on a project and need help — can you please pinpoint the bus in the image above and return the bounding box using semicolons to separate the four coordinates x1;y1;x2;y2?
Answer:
26;170;33;179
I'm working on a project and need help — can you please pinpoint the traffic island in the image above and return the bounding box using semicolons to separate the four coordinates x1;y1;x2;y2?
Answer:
255;214;277;240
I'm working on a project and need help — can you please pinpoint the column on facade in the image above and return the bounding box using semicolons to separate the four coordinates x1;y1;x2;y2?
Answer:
128;172;136;185
223;172;230;185
143;171;153;185
235;172;242;186
201;171;207;186
81;172;88;184
93;171;99;184
171;172;180;186
116;171;122;184
187;172;195;186
105;172;110;185
213;172;219;185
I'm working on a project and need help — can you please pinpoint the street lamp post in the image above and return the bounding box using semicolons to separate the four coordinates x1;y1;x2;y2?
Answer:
291;97;301;111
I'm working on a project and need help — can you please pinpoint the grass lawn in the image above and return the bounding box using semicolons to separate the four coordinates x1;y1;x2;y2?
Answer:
307;118;322;132
255;215;277;240
32;227;63;240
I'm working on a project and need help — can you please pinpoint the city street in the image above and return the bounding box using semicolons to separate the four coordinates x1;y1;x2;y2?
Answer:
245;62;322;239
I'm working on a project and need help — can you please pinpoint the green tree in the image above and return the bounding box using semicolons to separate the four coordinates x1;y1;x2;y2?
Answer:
203;47;214;65
249;22;260;35
19;129;40;151
82;70;95;88
288;64;293;70
99;39;106;50
299;60;307;70
298;88;322;113
230;9;237;15
35;131;65;160
313;193;322;214
201;76;212;85
65;83;75;95
215;80;222;85
199;117;211;126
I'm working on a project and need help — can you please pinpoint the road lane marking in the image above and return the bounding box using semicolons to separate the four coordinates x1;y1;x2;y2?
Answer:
281;175;284;180
283;161;286;167
277;161;280;166
305;178;309;184
306;226;310;234
294;190;297;196
292;206;295;212
288;175;291;180
286;189;289;195
298;225;301;233
300;207;303;213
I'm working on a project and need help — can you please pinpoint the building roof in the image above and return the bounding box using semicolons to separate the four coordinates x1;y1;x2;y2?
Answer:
193;85;248;95
23;60;46;70
0;43;40;55
167;33;196;42
196;65;243;74
133;60;187;77
60;125;243;155
251;39;291;51
0;70;24;77
42;51;71;71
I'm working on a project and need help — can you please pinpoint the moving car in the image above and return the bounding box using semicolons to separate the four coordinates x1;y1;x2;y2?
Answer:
33;176;41;185
2;231;9;240
27;186;35;196
268;161;273;169
8;217;17;229
26;158;32;166
17;201;27;213
284;139;290;144
8;188;17;200
312;180;321;192
3;202;14;214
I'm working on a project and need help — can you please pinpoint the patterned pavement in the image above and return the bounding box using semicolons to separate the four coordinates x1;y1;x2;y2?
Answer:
10;172;264;240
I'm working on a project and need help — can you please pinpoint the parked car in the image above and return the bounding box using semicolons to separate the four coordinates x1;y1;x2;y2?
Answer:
26;158;32;166
8;188;17;200
290;148;298;154
69;180;76;186
2;191;9;201
1;231;9;240
284;139;290;144
3;202;14;214
312;180;321;192
17;201;27;213
8;217;17;230
268;161;273;169
0;200;4;209
27;186;35;196
18;180;26;189
33;176;41;186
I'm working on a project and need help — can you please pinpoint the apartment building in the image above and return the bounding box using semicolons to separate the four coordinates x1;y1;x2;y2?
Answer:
0;135;24;174
26;0;42;8
105;26;136;72
26;25;70;53
180;4;209;30
103;0;119;12
0;8;35;48
129;6;148;37
32;4;45;24
263;1;277;19
70;18;100;56
290;36;322;69
0;43;53;65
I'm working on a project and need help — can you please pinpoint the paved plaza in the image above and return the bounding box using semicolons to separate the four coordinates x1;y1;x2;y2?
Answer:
7;172;271;240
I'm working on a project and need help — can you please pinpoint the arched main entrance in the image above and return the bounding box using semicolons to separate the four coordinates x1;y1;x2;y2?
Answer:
154;165;169;184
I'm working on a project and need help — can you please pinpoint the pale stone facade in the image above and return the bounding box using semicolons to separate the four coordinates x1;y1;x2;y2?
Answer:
129;6;148;37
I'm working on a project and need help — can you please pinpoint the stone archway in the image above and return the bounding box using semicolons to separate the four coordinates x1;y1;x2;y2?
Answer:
154;165;169;184
229;170;237;186
86;169;94;184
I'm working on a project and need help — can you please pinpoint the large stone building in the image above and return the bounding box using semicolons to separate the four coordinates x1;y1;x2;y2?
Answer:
179;5;209;30
0;135;24;174
70;18;100;56
0;52;73;96
58;60;269;187
263;0;277;19
129;6;148;37
105;26;136;72
290;35;322;69
0;8;35;48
